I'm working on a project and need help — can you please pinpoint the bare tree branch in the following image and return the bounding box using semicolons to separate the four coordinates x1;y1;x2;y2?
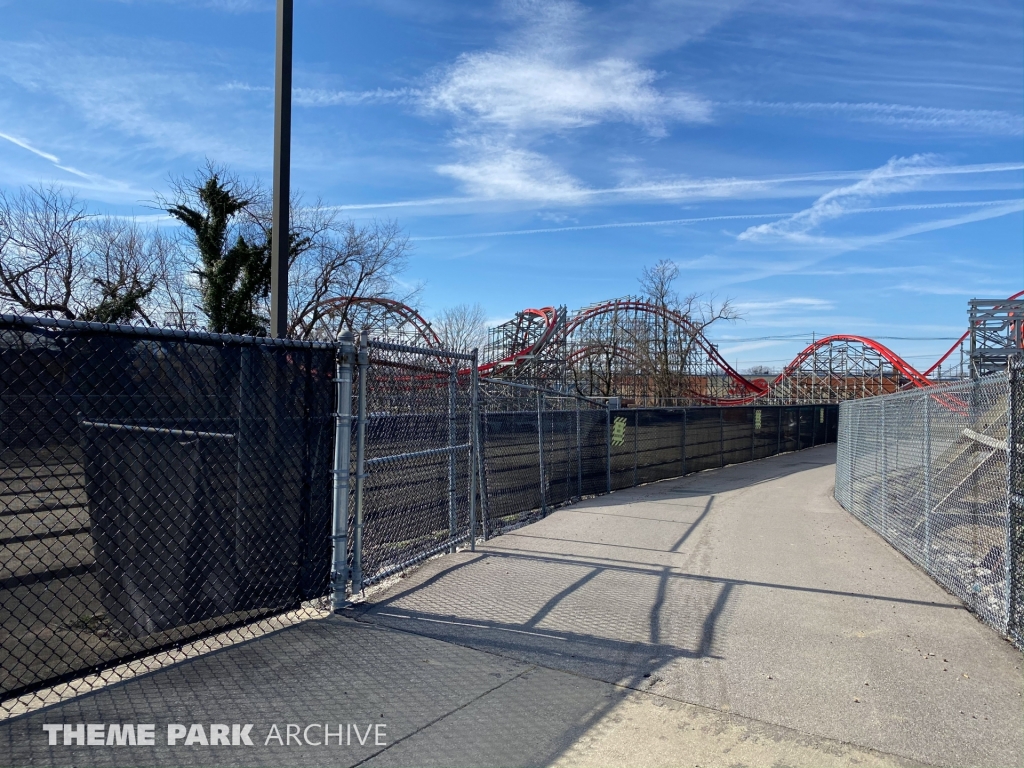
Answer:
0;184;92;319
432;303;488;355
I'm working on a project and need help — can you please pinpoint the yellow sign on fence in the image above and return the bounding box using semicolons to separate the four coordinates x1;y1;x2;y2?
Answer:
611;416;628;446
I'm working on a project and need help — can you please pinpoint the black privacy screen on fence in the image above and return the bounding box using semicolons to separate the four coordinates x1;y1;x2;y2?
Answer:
355;339;476;589
478;386;838;537
2;314;840;704
0;317;335;700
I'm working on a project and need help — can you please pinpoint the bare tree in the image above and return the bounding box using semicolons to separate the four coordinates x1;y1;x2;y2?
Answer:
0;184;92;318
432;302;488;355
81;217;161;324
149;228;200;329
634;258;740;401
0;185;162;323
286;213;415;341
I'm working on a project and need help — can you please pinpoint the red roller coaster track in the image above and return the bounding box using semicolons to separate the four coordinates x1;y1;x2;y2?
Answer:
325;292;1022;403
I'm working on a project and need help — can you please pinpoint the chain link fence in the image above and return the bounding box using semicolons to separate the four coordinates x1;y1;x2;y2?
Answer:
477;382;609;537
836;373;1020;646
1008;358;1023;648
2;315;840;710
349;337;478;592
1;315;336;706
479;394;838;536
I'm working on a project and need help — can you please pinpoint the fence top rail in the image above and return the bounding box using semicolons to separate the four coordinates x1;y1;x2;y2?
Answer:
0;313;340;351
838;371;1009;409
364;337;476;361
483;377;609;408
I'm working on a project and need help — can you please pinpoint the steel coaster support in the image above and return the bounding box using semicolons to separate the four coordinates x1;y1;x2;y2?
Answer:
331;331;356;611
351;331;369;594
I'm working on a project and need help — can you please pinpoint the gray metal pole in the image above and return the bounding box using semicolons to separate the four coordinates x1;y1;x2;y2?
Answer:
880;399;888;538
923;393;932;568
331;332;355;610
1005;362;1018;632
681;409;687;476
269;0;292;338
719;408;724;468
351;331;369;592
576;400;582;500
633;410;639;486
537;389;547;514
479;403;491;541
449;363;458;552
606;406;612;493
469;350;479;552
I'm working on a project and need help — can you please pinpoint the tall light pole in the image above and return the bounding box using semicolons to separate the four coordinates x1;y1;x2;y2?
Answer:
270;0;292;338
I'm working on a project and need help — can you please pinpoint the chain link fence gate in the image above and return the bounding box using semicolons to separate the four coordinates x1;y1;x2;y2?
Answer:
3;315;842;709
0;315;336;704
835;373;1021;646
331;333;479;601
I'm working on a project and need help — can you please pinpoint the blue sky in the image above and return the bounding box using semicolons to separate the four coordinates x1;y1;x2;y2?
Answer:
1;0;1021;371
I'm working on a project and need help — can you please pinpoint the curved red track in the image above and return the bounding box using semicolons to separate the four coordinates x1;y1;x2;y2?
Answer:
328;292;1022;402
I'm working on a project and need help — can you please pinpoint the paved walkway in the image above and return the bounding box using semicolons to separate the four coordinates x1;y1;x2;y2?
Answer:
2;445;1021;767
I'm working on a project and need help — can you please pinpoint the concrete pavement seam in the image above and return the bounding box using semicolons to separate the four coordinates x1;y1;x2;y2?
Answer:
348;663;538;768
351;614;941;767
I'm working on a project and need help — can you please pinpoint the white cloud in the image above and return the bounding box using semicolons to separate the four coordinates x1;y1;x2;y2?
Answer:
734;298;835;314
0;131;60;163
436;144;584;201
726;101;1024;136
0;38;266;169
294;87;418;108
738;155;941;243
425;53;708;134
0;128;141;195
335;162;1023;211
421;0;710;201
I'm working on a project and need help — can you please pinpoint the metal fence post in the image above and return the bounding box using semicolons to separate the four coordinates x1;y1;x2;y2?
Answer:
880;398;888;537
751;408;757;461
537;389;547;514
681;409;687;476
1005;361;1018;635
449;362;458;553
923;393;932;568
606;406;612;493
633;410;639;486
479;403;491;541
576;399;582;500
469;350;479;552
331;332;355;611
351;331;369;594
719;408;725;468
777;406;782;456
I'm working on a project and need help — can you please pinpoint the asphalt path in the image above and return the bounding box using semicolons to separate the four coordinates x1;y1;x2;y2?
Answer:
2;444;1020;767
